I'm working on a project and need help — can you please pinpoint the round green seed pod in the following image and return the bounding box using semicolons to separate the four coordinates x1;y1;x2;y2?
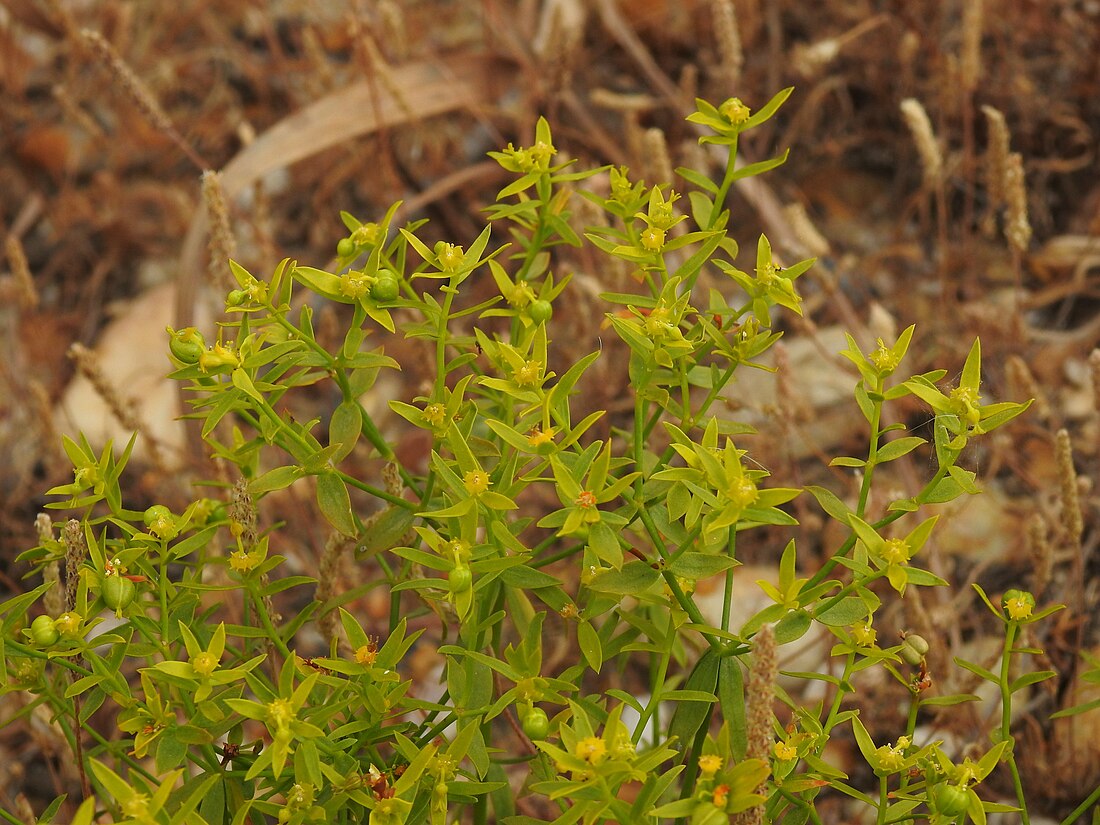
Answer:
448;566;473;593
30;615;60;646
102;576;137;612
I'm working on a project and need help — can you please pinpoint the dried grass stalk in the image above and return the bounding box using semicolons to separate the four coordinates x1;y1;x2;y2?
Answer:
79;29;206;169
900;98;943;187
1027;514;1052;599
68;342;163;471
1055;428;1083;549
1003;152;1032;253
782;202;831;258
734;624;777;825
5;234;37;310
712;0;743;88
643;127;674;188
202;170;236;293
960;0;984;91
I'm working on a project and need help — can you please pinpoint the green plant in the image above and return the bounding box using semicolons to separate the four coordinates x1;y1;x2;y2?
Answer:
5;90;1062;825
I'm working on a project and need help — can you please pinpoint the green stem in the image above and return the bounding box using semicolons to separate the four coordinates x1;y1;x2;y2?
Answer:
823;652;856;734
721;528;737;633
1059;782;1100;825
246;578;292;659
709;136;740;229
877;773;889;825
1000;621;1030;825
855;379;885;519
631;609;676;744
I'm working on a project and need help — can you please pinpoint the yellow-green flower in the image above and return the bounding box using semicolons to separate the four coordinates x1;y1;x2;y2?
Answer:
640;226;666;251
463;470;491;497
875;743;906;772
773;740;798;761
698;754;723;776
880;538;911;565
437;243;464;271
422;402;447;428
1003;590;1035;621
513;359;543;387
719;97;751;124
191;651;219;677
851;622;877;647
527;427;555;448
575;736;607;765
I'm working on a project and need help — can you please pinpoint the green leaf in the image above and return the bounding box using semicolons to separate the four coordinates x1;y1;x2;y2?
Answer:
249;465;301;495
587;562;659;595
577;620;603;673
718;656;747;760
920;693;981;707
805;485;851;522
1009;670;1057;692
156;728;188;773
316;471;357;536
875;436;925;463
669;552;739;580
774;609;812;644
830;456;867;468
814;597;870;627
667;649;718;749
328;400;363;462
954;657;998;684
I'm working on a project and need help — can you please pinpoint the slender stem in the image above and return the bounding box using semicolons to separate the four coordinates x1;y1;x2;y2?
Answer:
1000;621;1030;825
1059;782;1100;825
855;379;885;519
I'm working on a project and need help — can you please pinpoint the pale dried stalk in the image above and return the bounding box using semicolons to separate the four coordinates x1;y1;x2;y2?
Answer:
5;234;37;310
378;1;409;60
68;342;164;471
202;170;236;293
643;127;674;188
52;84;104;138
981;105;1010;233
79;29;206;170
353;18;414;119
1003;152;1032;254
316;531;354;645
1005;354;1049;420
62;519;86;614
712;0;743;88
1027;514;1052;600
960;0;984;91
782;202;831;258
1056;429;1083;549
900;98;943;187
733;624;777;825
1090;349;1100;430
